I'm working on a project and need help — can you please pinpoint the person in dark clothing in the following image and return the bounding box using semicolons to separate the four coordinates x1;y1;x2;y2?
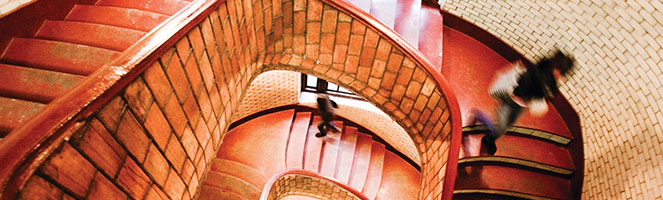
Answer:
316;93;341;137
473;50;575;154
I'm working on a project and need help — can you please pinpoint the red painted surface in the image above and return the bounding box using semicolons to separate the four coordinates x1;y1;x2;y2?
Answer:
36;20;146;51
393;0;421;48
0;63;84;103
369;0;397;28
362;141;385;199
0;97;44;137
203;171;261;199
198;185;244;200
417;5;443;71
335;126;358;184
210;158;267;189
348;133;373;191
304;116;324;172
66;5;170;32
217;110;292;176
95;0;190;15
442;26;571;138
286;112;312;169
1;38;119;75
461;133;575;170
455;165;571;199
320;120;343;176
376;151;421;200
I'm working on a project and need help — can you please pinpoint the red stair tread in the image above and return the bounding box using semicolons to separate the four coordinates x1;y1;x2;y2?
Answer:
369;0;397;28
211;158;268;189
418;5;443;72
66;5;169;32
348;133;372;191
197;186;244;200
460;133;575;171
455;165;571;200
0;63;84;103
442;26;572;139
37;20;146;51
1;38;119;76
375;151;421;200
319;120;343;176
216;109;292;176
345;0;371;13
335;126;358;184
303;116;324;172
362;141;385;199
203;171;261;199
286;112;312;169
0;97;45;137
95;0;190;16
393;0;421;48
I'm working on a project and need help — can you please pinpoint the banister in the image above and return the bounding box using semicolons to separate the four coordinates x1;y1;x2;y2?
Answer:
260;169;369;200
0;0;221;197
318;0;462;199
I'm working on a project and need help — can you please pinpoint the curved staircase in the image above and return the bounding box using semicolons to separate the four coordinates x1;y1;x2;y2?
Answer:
199;108;421;199
0;0;191;137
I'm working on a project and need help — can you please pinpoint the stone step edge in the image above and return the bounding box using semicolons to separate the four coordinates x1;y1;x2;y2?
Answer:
458;156;574;176
463;125;571;145
454;189;556;200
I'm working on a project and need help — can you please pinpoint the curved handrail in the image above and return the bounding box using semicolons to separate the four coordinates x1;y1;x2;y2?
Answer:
260;169;369;200
317;0;463;199
0;0;220;197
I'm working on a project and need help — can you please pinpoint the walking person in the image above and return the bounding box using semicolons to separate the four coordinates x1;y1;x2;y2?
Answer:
316;93;341;137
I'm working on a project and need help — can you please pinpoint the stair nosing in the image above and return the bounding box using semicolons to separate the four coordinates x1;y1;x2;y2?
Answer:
463;125;572;145
458;156;574;176
454;189;556;200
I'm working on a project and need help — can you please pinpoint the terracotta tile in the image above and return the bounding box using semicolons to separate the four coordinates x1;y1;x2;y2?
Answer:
306;0;322;21
40;143;96;197
293;11;306;35
359;48;376;67
144;105;172;150
381;72;397;90
320;33;335;54
272;17;283;41
400;98;414;114
351;20;366;35
189;28;207;59
164;169;186;199
386;53;404;73
20;175;66;199
165;57;190;103
405;81;423;99
363;29;379;48
306;22;321;43
283;1;293;26
117;158;151;199
209;51;225;85
144;185;169;200
293;35;306;55
183;54;203;96
165;136;187;172
218;83;231;108
209;85;222;116
97;97;125;132
370;59;386;78
335;22;351;44
368;77;381;90
283;28;293;52
375;39;392;61
182;89;201;128
195;119;211;149
344;55;359;73
115;113;150;162
124;78;153;121
391;84;407;102
348;35;364;55
332;63;344;71
203;139;215;164
211;123;222;148
221;19;235;51
305;44;319;59
195;150;206;176
412;67;427;83
187;174;200;197
143;62;172;108
419;109;432;125
321;9;338;33
357;66;371;82
333;44;348;64
163;95;187;137
319;53;332;65
396;67;413;85
198;89;213;122
78;119;126;177
88;172;126;200
181;159;195;184
201;18;216;53
181;126;199;159
197;53;215;92
175;37;191;61
144;144;169;186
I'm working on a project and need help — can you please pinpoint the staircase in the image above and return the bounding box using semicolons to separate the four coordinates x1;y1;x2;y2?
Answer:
0;0;191;138
199;108;421;200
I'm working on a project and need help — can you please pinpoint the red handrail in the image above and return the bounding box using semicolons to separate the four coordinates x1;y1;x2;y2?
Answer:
319;0;462;199
0;0;220;197
260;169;369;200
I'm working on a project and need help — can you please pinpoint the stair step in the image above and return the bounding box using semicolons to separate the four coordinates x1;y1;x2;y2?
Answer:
393;0;421;48
1;38;119;76
37;20;146;51
0;97;46;137
211;158;268;190
348;133;372;191
203;171;261;199
346;0;371;13
216;109;292;176
66;5;169;32
319;120;343;176
369;0;398;28
417;5;443;71
0;64;84;103
304;116;323;172
362;141;385;200
197;186;245;200
95;0;190;16
286;112;312;169
460;133;575;175
375;151;421;200
455;165;571;200
335;126;358;184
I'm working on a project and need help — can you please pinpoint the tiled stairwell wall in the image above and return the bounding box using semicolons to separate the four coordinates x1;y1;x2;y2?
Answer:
232;70;300;121
444;1;663;199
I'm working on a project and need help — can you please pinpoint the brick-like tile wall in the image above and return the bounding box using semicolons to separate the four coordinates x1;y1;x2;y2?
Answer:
232;70;300;121
0;0;30;16
444;1;663;199
264;173;361;200
16;0;456;198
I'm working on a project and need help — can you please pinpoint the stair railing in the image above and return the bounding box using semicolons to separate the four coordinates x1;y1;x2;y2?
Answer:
0;0;219;197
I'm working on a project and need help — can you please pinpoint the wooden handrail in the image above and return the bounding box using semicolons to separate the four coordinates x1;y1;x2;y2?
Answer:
260;169;369;200
0;0;221;197
319;0;462;199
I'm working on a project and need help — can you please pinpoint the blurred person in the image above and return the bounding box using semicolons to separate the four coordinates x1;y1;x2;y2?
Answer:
316;93;341;137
